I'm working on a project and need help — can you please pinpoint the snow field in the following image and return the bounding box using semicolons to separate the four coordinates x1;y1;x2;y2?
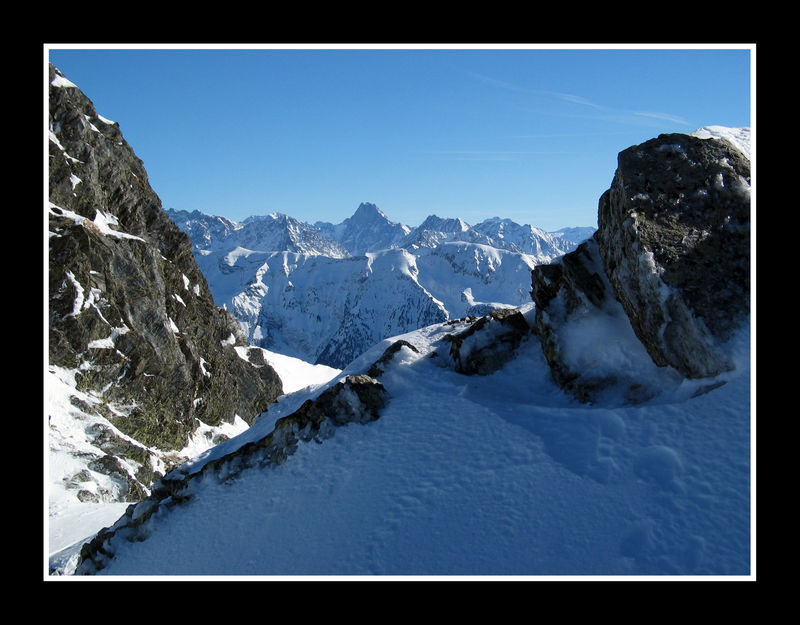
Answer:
85;315;751;577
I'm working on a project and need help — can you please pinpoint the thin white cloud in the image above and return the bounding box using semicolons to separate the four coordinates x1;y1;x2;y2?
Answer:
466;71;532;94
468;72;602;109
467;70;692;128
428;150;574;155
510;131;638;139
632;111;692;126
423;149;576;161
541;90;602;109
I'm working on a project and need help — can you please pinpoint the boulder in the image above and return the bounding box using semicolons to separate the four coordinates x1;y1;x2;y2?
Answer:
368;340;420;378
595;133;750;378
531;131;750;401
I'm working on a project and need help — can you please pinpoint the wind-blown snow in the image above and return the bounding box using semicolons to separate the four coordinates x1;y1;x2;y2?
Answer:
691;126;751;160
49;305;752;578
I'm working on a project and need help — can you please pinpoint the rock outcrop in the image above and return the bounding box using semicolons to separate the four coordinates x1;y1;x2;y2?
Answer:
48;64;283;498
596;133;750;378
531;131;750;402
442;308;531;376
368;340;421;378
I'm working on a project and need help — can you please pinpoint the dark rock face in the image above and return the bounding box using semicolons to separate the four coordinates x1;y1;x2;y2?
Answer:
286;374;387;427
531;238;630;402
531;132;750;401
48;65;282;484
595;133;750;378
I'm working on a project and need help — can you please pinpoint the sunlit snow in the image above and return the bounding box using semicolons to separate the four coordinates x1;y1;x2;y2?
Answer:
49;203;145;242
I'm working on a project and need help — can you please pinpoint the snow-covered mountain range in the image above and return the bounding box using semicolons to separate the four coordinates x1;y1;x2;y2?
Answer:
166;204;593;367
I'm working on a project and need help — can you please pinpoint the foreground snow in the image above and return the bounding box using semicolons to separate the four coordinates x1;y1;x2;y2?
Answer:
46;348;341;570
48;304;752;578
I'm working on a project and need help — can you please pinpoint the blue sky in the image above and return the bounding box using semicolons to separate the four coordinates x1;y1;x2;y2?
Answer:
47;45;752;231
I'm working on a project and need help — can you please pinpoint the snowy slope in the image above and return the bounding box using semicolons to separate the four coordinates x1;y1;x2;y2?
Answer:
413;242;539;317
551;226;598;247
192;247;448;368
470;217;581;260
47;346;340;566
53;305;751;577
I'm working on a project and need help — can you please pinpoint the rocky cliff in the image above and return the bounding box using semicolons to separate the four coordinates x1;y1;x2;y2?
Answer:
48;64;283;501
531;130;750;403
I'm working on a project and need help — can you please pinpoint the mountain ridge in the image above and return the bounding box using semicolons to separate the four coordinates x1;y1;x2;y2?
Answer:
167;205;594;259
166;205;593;367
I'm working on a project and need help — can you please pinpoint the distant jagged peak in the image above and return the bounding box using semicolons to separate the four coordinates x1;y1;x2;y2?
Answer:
168;208;241;228
311;202;413;256
550;226;598;245
474;216;538;235
351;202;388;221
479;216;514;226
345;202;411;234
245;211;294;224
417;214;471;233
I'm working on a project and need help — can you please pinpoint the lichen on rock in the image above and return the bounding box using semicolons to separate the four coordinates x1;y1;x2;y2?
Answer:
595;132;750;379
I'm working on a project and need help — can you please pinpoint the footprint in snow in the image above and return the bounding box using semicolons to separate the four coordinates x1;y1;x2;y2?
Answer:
633;445;685;492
